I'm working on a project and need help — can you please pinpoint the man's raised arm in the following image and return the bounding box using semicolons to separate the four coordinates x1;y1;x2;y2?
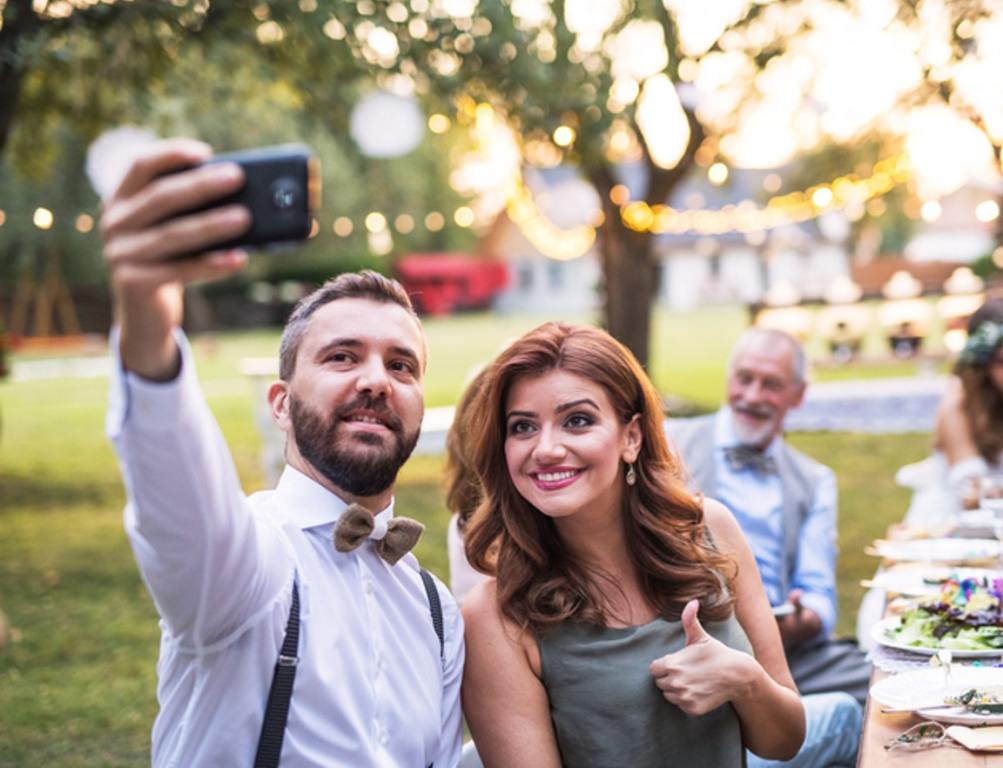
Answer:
101;138;250;379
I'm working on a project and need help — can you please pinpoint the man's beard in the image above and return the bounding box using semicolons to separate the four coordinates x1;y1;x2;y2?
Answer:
730;402;780;447
290;393;421;497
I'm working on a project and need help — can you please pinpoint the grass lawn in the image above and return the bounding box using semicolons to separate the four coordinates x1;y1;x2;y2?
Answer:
0;306;935;765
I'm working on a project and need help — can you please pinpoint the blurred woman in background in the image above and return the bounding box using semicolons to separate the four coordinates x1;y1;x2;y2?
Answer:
445;367;490;604
899;298;1003;525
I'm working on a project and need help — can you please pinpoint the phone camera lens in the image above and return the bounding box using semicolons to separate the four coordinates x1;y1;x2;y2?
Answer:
270;178;301;211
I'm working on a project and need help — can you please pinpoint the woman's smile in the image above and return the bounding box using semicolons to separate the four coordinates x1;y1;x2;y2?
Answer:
530;467;584;491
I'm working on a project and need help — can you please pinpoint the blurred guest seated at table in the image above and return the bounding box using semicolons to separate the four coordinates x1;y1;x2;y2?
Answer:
888;320;924;359
665;328;867;763
462;322;807;768
446;367;490;604
898;298;1003;527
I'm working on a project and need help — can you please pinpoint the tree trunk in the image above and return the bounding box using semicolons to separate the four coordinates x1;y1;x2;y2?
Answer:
598;205;659;371
0;0;41;160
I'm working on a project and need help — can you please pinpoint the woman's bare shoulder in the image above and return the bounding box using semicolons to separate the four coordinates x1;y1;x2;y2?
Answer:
701;497;744;554
462;578;500;626
462;577;541;671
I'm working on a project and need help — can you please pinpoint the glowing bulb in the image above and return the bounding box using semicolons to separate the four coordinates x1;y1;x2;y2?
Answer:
75;214;94;233
425;211;445;231
708;163;729;186
333;217;354;236
256;21;284;44
609;184;630;205
33;207;54;230
920;200;942;222
811;188;834;208
622;202;654;231
428;113;451;134
309;219;320;238
365;212;388;232
976;200;1000;223
454;206;475;227
553;125;576;147
867;198;887;217
394;214;415;234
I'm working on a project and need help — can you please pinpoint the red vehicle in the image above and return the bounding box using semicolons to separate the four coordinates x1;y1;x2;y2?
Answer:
395;253;509;315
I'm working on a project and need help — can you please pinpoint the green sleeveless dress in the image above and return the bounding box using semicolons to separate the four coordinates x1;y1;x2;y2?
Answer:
538;614;752;768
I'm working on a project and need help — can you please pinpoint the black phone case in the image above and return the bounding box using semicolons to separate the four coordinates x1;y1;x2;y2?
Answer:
196;144;316;251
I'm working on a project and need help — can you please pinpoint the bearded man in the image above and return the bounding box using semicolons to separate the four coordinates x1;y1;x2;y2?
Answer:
666;328;868;768
102;140;462;767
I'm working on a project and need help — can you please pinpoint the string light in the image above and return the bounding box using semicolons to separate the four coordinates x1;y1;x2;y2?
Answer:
428;113;451;134
707;162;729;186
12;151;979;260
453;206;475;227
33;207;54;230
920;200;942;222
553;125;576;147
976;199;1000;223
394;213;415;234
424;211;445;231
620;154;913;236
505;177;596;262
365;211;387;232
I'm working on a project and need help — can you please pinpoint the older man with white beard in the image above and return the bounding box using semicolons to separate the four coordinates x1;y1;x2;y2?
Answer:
666;327;867;768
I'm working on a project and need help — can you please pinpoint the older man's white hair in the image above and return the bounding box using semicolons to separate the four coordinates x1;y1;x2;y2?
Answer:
727;327;807;386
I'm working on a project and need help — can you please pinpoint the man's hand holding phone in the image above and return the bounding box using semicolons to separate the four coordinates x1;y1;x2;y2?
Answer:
100;139;253;381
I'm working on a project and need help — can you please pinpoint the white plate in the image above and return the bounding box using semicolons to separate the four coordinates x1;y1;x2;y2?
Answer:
872;616;1003;659
870;538;1000;564
868;567;1002;596
958;509;998;530
870;667;1003;725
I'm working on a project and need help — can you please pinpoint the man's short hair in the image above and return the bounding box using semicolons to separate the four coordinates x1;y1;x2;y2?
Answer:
278;270;423;381
728;327;807;386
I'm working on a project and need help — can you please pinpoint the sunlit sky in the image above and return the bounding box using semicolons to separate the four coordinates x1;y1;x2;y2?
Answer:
534;0;1003;201
14;0;1003;212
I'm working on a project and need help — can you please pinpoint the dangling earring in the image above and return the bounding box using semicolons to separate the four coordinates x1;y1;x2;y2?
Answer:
625;462;637;486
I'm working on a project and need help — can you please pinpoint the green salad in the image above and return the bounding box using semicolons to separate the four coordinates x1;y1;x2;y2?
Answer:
886;577;1003;651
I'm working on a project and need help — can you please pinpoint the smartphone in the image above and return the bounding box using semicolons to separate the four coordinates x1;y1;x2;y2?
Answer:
181;144;321;252
772;603;796;618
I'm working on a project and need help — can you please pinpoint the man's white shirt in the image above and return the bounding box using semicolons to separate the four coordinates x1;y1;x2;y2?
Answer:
107;331;463;767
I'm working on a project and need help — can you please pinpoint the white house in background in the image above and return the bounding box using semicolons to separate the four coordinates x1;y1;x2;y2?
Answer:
481;163;852;313
480;165;602;315
904;178;1002;262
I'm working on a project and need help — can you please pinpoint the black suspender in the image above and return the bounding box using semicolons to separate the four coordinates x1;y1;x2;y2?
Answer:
420;567;445;660
253;581;300;768
254;570;445;767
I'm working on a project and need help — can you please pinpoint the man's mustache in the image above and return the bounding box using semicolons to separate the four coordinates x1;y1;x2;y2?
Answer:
733;402;777;420
333;395;404;434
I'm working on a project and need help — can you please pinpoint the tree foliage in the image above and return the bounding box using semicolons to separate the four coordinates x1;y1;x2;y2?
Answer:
5;1;1003;355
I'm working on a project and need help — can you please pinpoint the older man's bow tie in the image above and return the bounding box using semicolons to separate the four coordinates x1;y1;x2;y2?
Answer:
333;504;424;565
724;445;778;475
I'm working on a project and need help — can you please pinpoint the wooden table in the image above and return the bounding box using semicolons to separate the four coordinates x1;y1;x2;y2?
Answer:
857;668;1001;766
856;520;1003;765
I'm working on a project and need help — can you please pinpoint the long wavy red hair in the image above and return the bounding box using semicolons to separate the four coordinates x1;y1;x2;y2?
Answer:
463;322;736;632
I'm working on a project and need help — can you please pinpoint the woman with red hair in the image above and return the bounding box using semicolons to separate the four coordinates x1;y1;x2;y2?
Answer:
461;322;804;767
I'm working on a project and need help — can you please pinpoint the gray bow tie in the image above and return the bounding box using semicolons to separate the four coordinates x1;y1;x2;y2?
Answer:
724;445;777;475
333;504;424;565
